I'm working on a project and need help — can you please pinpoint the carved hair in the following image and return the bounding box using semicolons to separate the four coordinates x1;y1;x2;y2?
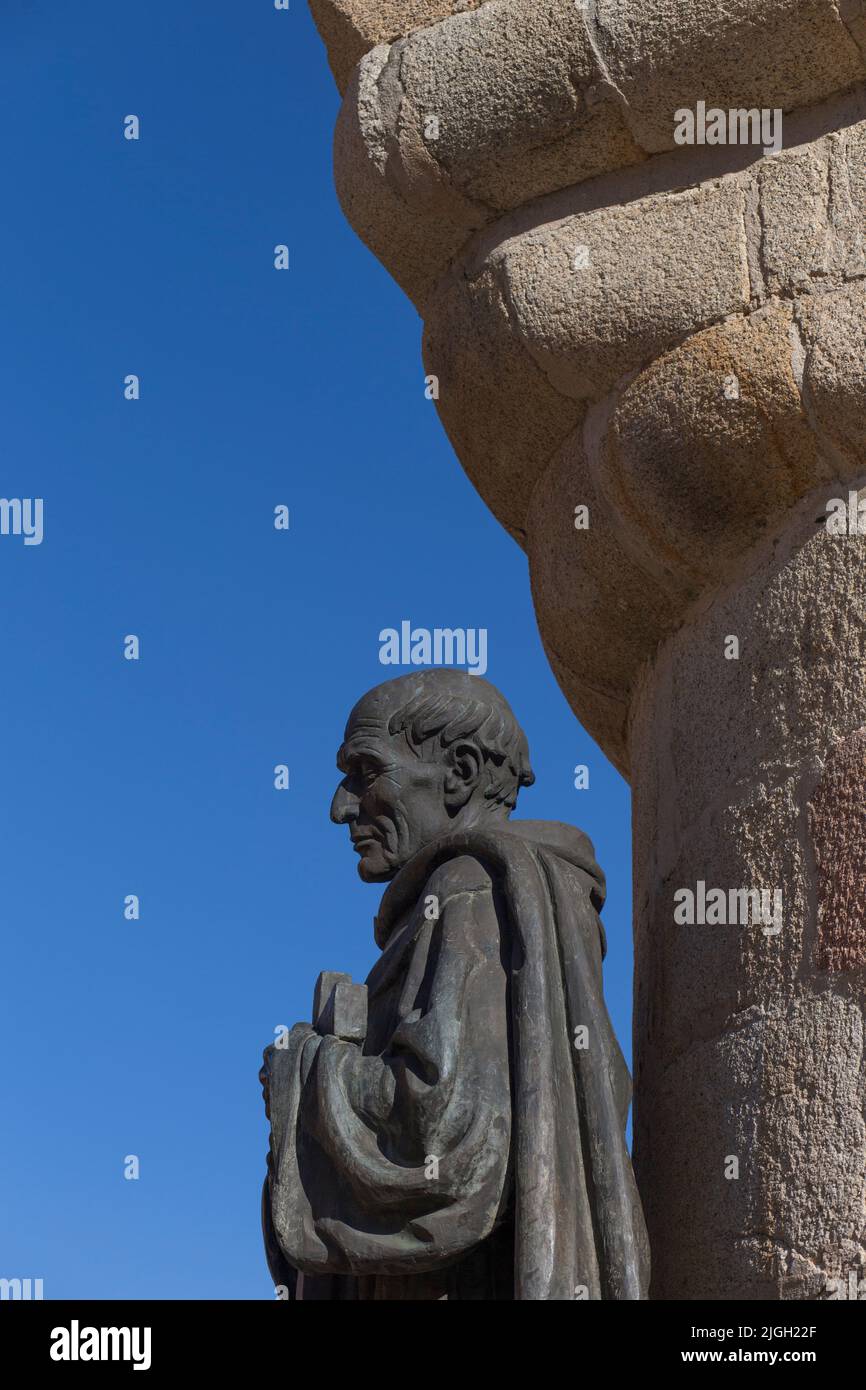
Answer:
387;674;535;810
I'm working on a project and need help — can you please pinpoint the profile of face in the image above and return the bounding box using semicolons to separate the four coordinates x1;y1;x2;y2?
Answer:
330;680;495;883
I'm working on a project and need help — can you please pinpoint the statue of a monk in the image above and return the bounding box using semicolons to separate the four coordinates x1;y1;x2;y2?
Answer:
260;670;649;1300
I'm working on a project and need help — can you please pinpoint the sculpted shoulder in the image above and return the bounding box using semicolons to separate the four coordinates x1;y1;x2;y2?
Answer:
423;854;494;911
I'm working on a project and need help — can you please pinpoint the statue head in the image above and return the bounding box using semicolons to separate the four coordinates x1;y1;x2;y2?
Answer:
330;669;535;882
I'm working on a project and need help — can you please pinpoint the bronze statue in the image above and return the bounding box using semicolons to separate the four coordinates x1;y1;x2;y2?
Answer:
260;669;649;1299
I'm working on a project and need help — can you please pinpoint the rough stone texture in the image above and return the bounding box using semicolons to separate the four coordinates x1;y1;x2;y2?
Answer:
393;0;645;211
600;307;823;596
333;45;487;311
809;729;866;973
799;282;866;467
630;497;866;1298
418;89;866;541
309;0;866;1298
527;437;678;776
524;288;866;769
486;180;750;401
423;265;584;543
310;0;488;93
329;2;866;304
593;0;865;153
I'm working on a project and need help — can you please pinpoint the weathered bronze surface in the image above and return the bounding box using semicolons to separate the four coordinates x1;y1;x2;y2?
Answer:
261;670;648;1300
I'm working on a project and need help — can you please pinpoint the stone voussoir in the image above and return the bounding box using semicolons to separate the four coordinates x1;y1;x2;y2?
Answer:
327;0;866;305
423;90;866;568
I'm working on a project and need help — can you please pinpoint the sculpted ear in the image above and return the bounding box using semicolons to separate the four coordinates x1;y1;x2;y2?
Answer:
443;741;483;810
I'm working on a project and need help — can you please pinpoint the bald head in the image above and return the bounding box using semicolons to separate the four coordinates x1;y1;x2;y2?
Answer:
331;670;534;881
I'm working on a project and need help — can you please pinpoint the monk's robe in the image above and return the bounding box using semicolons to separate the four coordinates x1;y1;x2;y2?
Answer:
262;819;649;1300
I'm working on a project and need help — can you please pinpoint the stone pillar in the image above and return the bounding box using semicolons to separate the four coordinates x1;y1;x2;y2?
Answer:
308;0;866;1296
629;498;866;1299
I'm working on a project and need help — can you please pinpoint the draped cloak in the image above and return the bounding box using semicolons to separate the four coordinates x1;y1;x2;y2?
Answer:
262;819;649;1300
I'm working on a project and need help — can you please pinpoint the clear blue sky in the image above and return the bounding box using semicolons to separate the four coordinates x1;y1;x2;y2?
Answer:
0;1;632;1298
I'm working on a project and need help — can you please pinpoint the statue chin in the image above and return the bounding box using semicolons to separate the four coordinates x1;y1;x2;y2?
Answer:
357;850;395;883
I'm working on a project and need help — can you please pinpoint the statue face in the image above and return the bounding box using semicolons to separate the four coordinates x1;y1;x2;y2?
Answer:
331;700;452;882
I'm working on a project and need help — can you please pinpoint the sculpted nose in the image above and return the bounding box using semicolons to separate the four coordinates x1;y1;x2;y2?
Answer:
330;783;357;825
